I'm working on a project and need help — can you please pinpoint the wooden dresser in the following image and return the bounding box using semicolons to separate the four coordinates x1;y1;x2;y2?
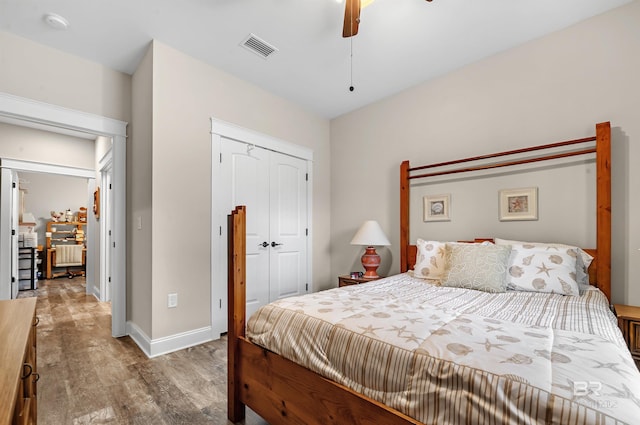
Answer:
0;298;38;425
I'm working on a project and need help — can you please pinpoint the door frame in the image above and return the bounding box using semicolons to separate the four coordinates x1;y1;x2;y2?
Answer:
0;92;128;337
98;153;113;303
210;117;313;339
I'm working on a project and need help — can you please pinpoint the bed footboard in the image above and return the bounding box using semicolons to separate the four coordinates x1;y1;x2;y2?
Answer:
235;336;419;424
228;206;246;422
227;205;418;425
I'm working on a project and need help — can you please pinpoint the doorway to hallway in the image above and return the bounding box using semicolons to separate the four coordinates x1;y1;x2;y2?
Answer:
0;92;127;337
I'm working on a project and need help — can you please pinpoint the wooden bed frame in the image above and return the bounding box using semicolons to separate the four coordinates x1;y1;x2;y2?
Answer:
228;121;612;424
401;121;611;301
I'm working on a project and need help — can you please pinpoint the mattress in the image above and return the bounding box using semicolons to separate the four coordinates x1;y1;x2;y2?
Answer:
247;273;640;424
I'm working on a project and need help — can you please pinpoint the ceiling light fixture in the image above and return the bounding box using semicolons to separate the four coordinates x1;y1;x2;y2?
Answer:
43;13;70;30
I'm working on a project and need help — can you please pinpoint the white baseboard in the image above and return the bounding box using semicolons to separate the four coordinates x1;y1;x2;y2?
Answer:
88;285;100;301
126;321;213;358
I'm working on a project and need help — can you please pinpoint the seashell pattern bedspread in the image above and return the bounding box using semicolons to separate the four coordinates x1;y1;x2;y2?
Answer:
247;273;640;424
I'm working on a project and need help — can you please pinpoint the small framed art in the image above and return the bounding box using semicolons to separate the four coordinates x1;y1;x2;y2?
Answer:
499;187;538;221
423;194;451;222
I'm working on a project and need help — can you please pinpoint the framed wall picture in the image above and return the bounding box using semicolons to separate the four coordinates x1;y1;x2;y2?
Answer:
93;187;100;219
423;194;451;222
499;187;538;221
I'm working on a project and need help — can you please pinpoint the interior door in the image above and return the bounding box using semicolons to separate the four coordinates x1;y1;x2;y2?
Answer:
222;139;271;319
0;168;19;299
103;170;113;302
269;154;308;300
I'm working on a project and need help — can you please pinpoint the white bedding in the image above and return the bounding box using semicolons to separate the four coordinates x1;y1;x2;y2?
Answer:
247;273;640;424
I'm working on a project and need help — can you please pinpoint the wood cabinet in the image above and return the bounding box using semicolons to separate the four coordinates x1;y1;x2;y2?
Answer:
338;275;381;287
614;304;640;370
0;298;38;425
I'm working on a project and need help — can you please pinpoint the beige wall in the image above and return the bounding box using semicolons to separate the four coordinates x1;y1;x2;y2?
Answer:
130;46;154;336
0;123;95;168
0;32;131;122
148;41;331;339
330;1;640;305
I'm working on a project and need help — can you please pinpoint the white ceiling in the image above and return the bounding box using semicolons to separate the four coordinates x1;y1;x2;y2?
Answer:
0;0;632;119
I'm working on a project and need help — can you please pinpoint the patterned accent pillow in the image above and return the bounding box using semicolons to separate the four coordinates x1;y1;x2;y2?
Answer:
441;244;511;293
413;239;447;279
494;238;593;291
505;244;580;296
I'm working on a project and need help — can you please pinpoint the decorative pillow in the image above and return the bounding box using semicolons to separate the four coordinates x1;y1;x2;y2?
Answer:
413;239;447;279
441;244;511;293
495;238;592;291
505;244;580;296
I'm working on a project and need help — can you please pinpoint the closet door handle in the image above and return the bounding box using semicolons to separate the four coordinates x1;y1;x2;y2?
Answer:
271;242;283;247
259;242;269;248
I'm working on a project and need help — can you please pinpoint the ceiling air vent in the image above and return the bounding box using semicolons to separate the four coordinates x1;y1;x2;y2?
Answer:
241;33;278;59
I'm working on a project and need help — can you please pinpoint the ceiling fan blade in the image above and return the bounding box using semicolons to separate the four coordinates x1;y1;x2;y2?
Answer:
342;0;361;38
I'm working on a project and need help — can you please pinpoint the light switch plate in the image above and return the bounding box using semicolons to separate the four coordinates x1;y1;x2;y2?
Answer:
168;293;178;308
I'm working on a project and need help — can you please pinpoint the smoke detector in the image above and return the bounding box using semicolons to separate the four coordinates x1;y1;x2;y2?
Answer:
44;13;70;30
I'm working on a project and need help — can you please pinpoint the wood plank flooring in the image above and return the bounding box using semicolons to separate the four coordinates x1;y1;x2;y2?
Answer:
18;278;268;425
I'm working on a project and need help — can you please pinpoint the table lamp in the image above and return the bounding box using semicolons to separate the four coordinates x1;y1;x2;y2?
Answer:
350;220;391;279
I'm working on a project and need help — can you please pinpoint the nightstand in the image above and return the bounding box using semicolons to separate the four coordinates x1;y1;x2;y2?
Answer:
614;304;640;369
338;275;381;287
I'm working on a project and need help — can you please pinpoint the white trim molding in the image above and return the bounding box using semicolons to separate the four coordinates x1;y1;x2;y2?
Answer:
0;92;127;137
127;321;213;358
210;117;313;161
0;158;95;178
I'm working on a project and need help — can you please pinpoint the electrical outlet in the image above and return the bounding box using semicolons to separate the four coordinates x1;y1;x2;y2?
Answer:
168;293;178;308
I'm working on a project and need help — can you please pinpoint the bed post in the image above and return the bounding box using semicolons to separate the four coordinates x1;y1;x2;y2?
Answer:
228;205;247;422
595;122;611;302
400;161;410;272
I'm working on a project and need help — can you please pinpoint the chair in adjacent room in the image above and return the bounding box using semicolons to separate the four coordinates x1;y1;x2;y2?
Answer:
51;244;85;278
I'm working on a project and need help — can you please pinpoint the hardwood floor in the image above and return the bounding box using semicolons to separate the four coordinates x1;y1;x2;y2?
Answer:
18;278;267;425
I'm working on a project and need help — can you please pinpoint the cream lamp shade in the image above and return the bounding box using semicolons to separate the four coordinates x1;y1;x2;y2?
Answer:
350;220;390;279
350;220;391;247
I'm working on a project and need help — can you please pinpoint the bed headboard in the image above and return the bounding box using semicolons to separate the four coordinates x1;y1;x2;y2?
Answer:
400;122;611;301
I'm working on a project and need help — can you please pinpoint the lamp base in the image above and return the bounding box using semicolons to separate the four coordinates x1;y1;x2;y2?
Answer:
361;246;381;279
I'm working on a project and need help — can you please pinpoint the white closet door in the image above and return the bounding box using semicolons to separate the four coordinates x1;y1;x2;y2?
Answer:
221;139;271;319
269;154;307;301
221;137;308;317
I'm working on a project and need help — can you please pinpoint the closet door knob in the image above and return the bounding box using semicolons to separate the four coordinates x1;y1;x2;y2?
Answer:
259;242;269;248
271;242;283;247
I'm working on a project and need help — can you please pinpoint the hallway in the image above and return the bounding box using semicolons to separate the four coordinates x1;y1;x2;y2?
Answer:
19;278;266;424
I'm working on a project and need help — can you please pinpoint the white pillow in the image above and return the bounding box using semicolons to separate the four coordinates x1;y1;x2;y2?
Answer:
413;239;447;279
505;244;580;296
495;238;592;291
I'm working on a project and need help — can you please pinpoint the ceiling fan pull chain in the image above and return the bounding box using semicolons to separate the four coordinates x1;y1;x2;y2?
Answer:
349;37;355;92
